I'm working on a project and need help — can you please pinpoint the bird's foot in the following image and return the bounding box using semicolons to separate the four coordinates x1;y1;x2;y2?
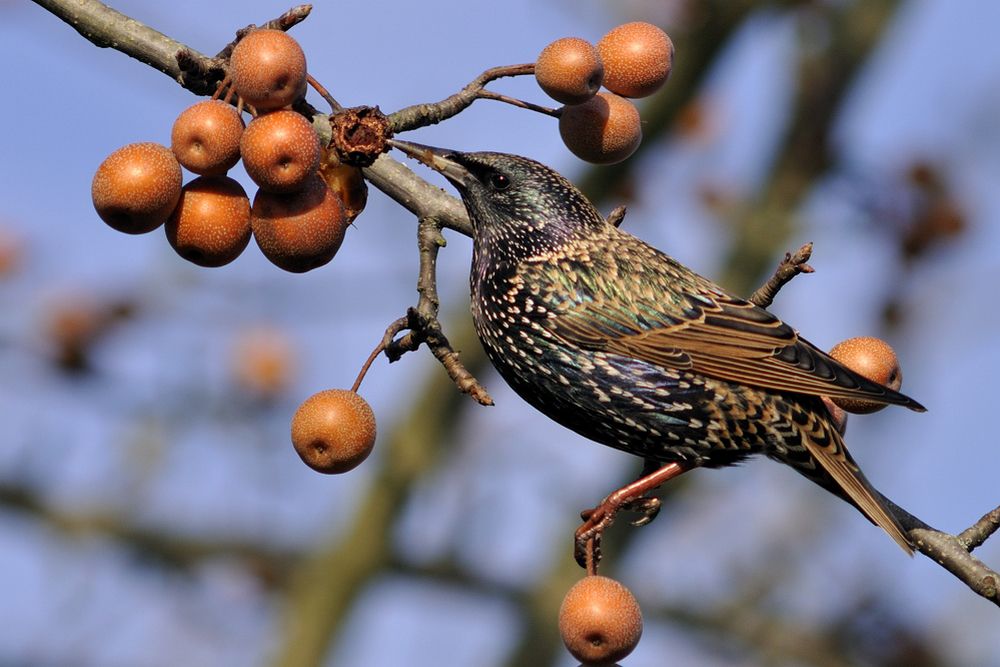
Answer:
573;462;688;572
624;496;661;527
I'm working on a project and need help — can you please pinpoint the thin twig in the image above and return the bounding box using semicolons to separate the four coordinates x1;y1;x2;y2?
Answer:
380;218;492;405
958;504;1000;552
388;63;535;132
218;5;313;59
476;90;561;117
306;73;344;113
748;242;815;308
350;340;385;393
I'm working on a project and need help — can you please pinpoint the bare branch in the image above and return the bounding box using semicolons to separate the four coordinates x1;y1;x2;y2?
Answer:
382;218;492;405
748;242;815;308
362;155;472;235
881;496;999;607
388;63;536;132
959;504;1000;551
0;481;295;578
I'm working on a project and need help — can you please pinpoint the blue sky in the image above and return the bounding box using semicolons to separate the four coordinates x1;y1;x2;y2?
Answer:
2;1;999;665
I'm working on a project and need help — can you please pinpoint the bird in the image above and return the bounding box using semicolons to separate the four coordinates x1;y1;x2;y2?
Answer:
390;139;925;560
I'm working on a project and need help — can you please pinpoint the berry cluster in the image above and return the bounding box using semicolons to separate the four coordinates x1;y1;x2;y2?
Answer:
535;22;674;164
92;27;377;477
91;29;356;273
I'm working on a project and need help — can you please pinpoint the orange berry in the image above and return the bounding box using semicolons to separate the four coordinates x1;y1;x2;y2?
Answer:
170;100;244;176
559;575;643;664
559;92;642;164
829;336;903;414
291;389;376;474
165;176;251;267
535;37;604;105
231;326;295;399
241;110;321;193
92;143;182;234
229;28;307;111
251;175;347;273
598;22;674;98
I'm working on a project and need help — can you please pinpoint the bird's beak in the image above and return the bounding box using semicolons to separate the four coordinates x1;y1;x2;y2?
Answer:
389;139;474;189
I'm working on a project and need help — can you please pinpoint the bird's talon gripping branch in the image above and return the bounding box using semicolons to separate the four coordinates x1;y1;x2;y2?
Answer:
574;462;689;570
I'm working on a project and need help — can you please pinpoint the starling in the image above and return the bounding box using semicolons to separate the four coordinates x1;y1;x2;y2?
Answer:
392;140;925;557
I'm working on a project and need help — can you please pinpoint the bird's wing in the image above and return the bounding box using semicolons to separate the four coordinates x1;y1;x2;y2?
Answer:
541;255;925;411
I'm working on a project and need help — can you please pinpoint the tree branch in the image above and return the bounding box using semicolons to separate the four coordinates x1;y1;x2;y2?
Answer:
388;63;542;132
381;218;493;405
748;242;814;308
0;482;296;579
881;497;1000;607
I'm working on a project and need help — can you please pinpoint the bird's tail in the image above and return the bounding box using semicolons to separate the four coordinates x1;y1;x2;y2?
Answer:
778;401;914;554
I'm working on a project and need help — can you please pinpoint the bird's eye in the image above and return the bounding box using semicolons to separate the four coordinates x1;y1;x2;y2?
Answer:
488;172;510;191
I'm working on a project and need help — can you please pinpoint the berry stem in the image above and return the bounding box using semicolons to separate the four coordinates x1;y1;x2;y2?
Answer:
584;538;599;577
351;339;385;393
476;89;561;117
211;76;231;101
306;73;343;113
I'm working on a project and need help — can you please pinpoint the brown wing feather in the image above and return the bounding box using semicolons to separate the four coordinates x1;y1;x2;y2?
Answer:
550;287;925;411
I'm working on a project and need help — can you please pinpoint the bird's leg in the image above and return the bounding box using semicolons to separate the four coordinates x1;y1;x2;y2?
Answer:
620;458;665;526
575;461;689;570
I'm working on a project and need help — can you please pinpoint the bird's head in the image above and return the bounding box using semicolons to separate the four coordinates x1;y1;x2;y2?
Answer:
391;140;606;259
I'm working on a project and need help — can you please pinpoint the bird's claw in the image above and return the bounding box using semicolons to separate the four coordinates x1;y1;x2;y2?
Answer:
624;496;661;527
575;504;613;571
573;494;662;570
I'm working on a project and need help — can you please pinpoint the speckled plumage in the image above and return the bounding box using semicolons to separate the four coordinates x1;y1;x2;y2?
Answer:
397;143;925;552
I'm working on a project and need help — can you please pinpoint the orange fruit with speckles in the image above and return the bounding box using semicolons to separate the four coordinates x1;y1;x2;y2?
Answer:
598;22;674;99
559;575;643;664
291;389;376;474
165;176;251;267
251;174;347;273
92;143;182;234
830;337;903;414
171;100;245;176
559;92;641;164
535;37;604;105
241;110;321;193
230;28;307;111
